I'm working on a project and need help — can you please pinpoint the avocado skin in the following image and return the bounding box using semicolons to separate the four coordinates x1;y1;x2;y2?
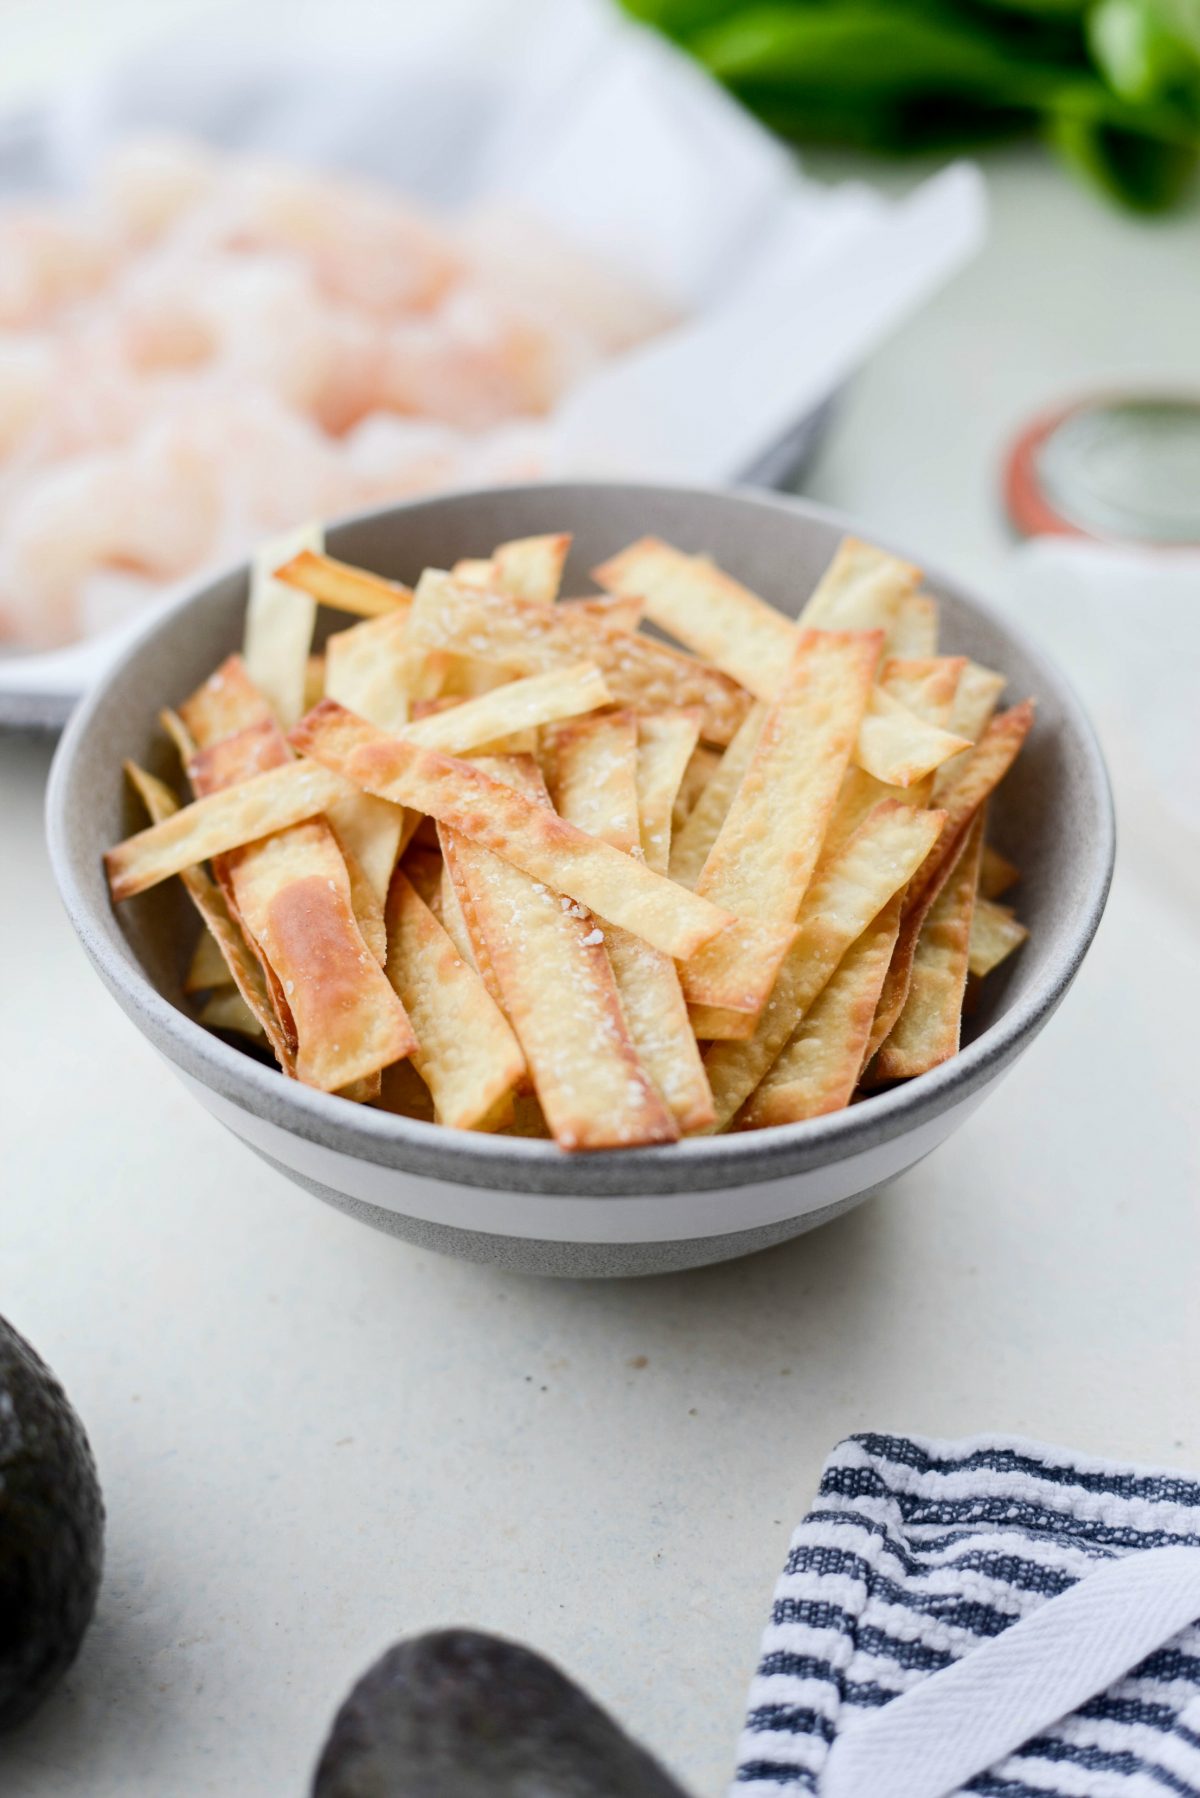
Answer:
312;1629;690;1798
0;1316;104;1732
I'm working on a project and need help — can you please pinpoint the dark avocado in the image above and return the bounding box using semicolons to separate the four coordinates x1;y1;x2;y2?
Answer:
0;1315;104;1731
312;1628;690;1797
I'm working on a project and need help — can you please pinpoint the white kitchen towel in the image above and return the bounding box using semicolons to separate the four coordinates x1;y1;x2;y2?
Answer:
735;1433;1200;1796
1002;540;1200;923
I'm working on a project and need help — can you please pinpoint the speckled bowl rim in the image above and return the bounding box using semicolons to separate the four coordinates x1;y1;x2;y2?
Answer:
46;481;1115;1200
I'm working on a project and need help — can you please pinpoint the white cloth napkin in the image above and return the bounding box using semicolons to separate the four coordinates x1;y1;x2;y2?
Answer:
1001;539;1200;919
735;1433;1200;1797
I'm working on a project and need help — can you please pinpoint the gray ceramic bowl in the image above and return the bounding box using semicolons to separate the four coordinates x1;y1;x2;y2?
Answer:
47;483;1114;1277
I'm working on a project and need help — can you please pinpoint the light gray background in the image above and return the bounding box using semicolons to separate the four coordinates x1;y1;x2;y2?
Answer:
2;32;1198;1793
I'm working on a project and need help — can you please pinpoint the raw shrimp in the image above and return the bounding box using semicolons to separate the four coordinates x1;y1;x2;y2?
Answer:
380;287;591;430
201;161;462;316
0;213;114;329
0;134;670;649
102;135;221;242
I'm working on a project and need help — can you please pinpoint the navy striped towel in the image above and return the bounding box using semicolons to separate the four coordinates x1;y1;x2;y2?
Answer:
735;1432;1200;1796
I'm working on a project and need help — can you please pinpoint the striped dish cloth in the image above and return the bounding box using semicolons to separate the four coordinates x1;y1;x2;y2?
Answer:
734;1433;1200;1797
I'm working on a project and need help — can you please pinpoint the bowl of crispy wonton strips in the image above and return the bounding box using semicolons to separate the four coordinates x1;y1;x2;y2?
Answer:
48;482;1113;1275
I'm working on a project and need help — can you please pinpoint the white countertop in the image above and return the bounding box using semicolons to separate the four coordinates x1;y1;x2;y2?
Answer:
3;140;1198;1797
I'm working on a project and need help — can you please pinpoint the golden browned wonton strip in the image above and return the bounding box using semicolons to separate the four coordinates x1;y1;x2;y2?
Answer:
702;801;948;1130
853;685;971;788
886;593;938;657
932;661;1008;800
274;550;413;617
873;814;985;1080
671;743;721;838
669;702;767;888
980;844;1020;901
185;702;413;1093
492;533;571;604
407;571;751;745
969;895;1028;978
178;653;273;748
106;665;613;901
799;536;920;633
288;703;734;962
223;817;415;1091
244;524;321;728
196;988;266;1038
564;593;644;632
184;924;234;993
736;891;904;1128
383;871;525;1130
879;656;966;726
592;540;951;794
322;609;414;901
865;701;1034;1060
592;537;797;702
438;757;678;1150
634;710;703;875
680;630;881;1016
324;610;412;730
105;758;348;901
549;713;714;1134
123;762;295;1072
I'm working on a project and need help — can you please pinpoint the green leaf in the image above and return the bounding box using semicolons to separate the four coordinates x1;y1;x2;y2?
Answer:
1048;106;1199;201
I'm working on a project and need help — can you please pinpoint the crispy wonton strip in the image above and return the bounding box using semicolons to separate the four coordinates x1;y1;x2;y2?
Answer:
106;758;347;901
635;711;703;875
405;663;610;752
326;826;388;966
980;844;1020;900
672;743;721;838
107;665;613;901
323;609;413;901
196;988;266;1038
701;802;948;1130
184;717;303;1055
736;892;903;1128
227;818;414;1092
799;536;920;633
592;537;797;703
179;653;273;749
932;661;1007;799
550;714;714;1134
185;925;234;993
591;540;945;791
383;871;525;1130
879;656;965;727
873;814;985;1080
289;703;734;962
159;706;198;766
303;655;325;711
680;631;881;1015
564;593;644;632
853;684;971;788
435;836;507;1014
492;533;571;605
274;549;413;618
668;702;767;888
866;701;1034;1059
439;756;678;1150
123;763;294;1071
968;895;1028;978
887;593;938;657
244;522;322;728
377;1056;438;1122
325;610;411;730
408;571;751;745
